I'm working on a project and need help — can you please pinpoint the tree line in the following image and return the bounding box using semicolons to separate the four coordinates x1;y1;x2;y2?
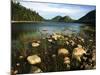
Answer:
11;1;44;21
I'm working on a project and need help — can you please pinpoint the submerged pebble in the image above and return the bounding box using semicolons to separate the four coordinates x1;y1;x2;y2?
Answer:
32;40;40;47
52;33;63;40
32;42;40;47
30;66;43;73
27;55;41;65
14;70;18;74
58;48;69;56
16;63;20;66
19;56;24;59
64;57;70;64
48;39;53;42
52;54;56;58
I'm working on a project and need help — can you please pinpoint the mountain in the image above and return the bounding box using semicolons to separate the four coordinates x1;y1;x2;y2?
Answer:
52;16;62;21
52;16;74;22
11;1;44;21
76;10;96;24
59;16;74;22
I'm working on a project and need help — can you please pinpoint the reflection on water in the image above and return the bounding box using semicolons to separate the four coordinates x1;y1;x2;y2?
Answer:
12;22;95;40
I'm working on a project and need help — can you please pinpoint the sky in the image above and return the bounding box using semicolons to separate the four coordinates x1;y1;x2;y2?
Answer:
18;1;96;20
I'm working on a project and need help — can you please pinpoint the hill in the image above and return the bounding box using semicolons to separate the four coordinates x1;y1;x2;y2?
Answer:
76;10;96;24
11;1;44;21
52;16;74;22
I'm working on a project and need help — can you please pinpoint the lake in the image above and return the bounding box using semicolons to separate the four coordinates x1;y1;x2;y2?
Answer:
12;22;95;40
11;22;96;73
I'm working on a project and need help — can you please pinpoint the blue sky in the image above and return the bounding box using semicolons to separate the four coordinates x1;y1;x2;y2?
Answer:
19;1;96;20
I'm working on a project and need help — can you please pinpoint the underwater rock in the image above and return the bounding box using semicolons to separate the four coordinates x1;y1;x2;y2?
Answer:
32;40;40;47
14;70;18;74
77;44;82;48
66;41;69;45
37;41;41;43
58;48;69;56
84;64;91;69
16;63;20;66
64;57;70;64
52;54;56;58
19;56;24;59
92;53;96;61
52;33;63;40
48;38;53;42
66;64;70;69
65;37;68;41
32;42;40;47
27;55;41;65
72;46;86;61
89;39;93;42
93;65;96;69
82;56;87;61
30;66;43;73
78;37;84;42
70;40;75;46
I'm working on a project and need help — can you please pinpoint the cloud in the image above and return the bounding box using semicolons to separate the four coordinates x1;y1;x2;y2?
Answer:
19;0;96;5
20;2;83;14
19;1;95;19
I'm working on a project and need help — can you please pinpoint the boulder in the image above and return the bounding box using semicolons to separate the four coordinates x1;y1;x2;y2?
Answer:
32;42;40;47
58;48;69;56
52;33;63;40
72;47;86;61
30;66;43;73
64;57;70;64
27;55;41;65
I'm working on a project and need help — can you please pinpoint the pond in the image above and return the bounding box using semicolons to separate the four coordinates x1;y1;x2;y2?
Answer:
12;22;95;40
11;22;96;74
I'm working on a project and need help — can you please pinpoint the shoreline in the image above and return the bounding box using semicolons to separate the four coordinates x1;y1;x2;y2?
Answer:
11;21;95;26
11;21;44;23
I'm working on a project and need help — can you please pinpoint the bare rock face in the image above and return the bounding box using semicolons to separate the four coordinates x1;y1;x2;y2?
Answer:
58;48;69;56
72;46;86;61
27;55;41;65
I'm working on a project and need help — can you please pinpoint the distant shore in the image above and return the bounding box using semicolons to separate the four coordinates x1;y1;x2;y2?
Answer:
11;21;44;23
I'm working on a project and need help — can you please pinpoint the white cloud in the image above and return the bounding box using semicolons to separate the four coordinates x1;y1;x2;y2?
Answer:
19;1;95;19
20;0;96;5
20;2;84;14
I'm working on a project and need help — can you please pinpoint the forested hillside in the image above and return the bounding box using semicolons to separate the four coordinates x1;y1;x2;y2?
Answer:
52;16;74;22
76;10;96;24
11;1;44;21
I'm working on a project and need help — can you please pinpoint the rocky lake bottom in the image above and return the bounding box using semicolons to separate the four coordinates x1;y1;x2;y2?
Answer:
11;22;96;74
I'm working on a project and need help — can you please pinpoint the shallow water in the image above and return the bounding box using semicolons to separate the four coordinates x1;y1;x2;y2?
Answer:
12;22;95;40
11;22;96;74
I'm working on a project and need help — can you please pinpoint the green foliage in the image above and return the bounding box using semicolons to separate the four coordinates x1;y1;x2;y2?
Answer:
52;16;74;22
76;10;96;24
11;1;44;21
52;16;62;21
